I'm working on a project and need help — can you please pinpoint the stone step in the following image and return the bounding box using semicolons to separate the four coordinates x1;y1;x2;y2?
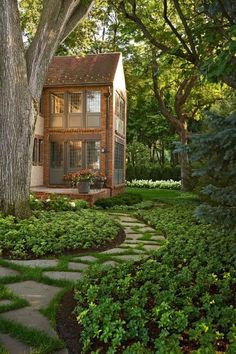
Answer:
0;333;32;354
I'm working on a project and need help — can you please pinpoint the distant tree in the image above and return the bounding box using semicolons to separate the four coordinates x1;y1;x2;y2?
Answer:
0;0;94;218
191;112;236;232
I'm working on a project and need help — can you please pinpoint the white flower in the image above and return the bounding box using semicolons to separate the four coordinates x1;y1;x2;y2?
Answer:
69;202;76;207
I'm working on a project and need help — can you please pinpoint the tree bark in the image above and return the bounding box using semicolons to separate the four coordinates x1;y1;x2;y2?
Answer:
0;0;94;218
0;0;35;218
178;123;191;192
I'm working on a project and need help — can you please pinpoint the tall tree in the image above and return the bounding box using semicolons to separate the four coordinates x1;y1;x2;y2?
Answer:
0;0;94;218
112;0;236;89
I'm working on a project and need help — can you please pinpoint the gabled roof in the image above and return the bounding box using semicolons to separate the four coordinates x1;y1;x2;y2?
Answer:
44;53;121;87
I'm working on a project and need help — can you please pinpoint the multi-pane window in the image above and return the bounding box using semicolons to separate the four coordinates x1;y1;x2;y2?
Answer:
87;91;101;112
115;93;125;135
38;139;44;165
51;93;64;114
69;93;82;113
50;141;63;168
33;138;44;165
86;141;100;170
33;138;37;165
68;141;82;169
114;142;125;185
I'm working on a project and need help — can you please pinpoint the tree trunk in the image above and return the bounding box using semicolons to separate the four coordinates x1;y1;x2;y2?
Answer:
0;0;36;218
0;0;94;218
179;124;192;192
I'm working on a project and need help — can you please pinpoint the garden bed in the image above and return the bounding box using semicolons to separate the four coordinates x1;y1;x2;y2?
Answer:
58;203;236;353
0;210;123;259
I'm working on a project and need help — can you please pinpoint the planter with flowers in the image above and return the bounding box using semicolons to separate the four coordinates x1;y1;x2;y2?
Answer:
76;169;96;194
94;172;107;189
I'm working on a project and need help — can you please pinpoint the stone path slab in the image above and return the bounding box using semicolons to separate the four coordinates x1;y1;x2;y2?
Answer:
0;333;31;354
72;255;97;262
43;271;83;281
8;259;58;268
115;216;138;222
0;307;59;338
0;300;12;306
142;245;161;251
7;281;61;310
101;261;117;267
138;227;157;232
68;262;89;271
113;254;145;262
101;247;130;255
0;266;19;277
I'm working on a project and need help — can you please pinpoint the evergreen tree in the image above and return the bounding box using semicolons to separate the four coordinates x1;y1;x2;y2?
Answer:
191;112;236;232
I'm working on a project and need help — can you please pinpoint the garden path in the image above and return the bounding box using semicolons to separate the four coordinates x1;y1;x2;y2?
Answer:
0;214;165;353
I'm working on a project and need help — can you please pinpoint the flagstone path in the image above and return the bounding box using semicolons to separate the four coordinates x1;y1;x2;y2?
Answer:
0;213;165;354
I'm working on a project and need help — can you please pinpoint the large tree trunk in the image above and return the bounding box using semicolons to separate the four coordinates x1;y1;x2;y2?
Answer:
0;0;94;218
178;123;192;192
0;0;36;218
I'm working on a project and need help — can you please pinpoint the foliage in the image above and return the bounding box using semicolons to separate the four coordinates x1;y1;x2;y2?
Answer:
0;210;120;259
63;169;96;185
126;164;181;182
29;194;88;211
191;111;236;232
126;141;150;166
109;200;155;211
74;203;236;353
127;179;181;190
94;192;142;209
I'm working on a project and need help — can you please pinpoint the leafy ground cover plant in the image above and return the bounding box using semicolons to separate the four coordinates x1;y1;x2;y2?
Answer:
30;194;88;211
74;204;236;353
95;192;143;209
127;179;181;190
0;210;121;259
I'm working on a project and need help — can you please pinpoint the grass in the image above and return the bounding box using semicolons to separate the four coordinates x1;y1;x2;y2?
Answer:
125;187;198;204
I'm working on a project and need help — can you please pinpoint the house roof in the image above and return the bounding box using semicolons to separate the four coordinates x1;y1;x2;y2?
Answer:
44;53;121;87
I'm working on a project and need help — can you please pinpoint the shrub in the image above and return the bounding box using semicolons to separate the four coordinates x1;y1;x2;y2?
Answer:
126;164;181;181
74;204;236;353
95;192;143;209
30;194;88;211
126;179;181;190
0;210;120;259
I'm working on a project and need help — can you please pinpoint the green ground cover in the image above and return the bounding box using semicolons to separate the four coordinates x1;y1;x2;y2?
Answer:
0;210;121;259
74;190;236;353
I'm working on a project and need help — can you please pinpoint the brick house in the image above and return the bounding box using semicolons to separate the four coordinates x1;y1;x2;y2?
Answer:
31;52;126;196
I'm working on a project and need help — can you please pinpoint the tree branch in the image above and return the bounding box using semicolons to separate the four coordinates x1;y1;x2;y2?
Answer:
59;1;94;43
175;75;198;121
26;0;94;98
163;0;192;57
151;55;182;131
172;0;198;63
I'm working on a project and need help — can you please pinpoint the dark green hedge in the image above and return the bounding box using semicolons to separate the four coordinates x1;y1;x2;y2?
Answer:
95;192;142;209
126;164;181;181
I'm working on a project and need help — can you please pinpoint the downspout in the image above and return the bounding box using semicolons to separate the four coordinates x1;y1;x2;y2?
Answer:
104;87;112;196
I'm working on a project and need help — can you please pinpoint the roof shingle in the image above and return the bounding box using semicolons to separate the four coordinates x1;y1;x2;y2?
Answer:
44;53;121;87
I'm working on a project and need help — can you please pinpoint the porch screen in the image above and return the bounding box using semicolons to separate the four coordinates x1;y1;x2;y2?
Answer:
86;141;100;170
114;142;124;185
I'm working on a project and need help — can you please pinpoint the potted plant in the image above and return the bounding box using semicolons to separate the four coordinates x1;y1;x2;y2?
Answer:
63;172;79;188
76;169;96;193
94;172;107;189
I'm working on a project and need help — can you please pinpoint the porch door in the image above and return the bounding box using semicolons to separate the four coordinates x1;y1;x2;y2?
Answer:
49;141;64;184
66;140;83;173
